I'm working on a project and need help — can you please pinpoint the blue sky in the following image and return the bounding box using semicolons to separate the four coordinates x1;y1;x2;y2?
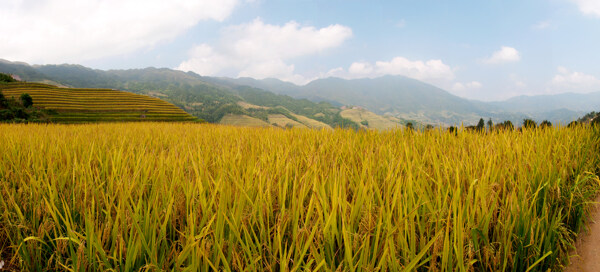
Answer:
2;0;600;100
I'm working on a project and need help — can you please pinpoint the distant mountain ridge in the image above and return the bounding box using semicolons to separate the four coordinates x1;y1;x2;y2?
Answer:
489;92;600;113
0;59;594;126
219;76;589;125
0;60;368;129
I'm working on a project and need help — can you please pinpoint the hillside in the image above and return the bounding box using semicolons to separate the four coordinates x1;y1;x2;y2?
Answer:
218;76;591;126
219;114;272;127
217;76;504;125
0;60;361;129
1;60;592;127
0;81;197;123
339;107;404;130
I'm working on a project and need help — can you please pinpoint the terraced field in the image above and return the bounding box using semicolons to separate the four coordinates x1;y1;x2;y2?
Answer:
219;114;272;127
0;82;197;123
341;107;404;130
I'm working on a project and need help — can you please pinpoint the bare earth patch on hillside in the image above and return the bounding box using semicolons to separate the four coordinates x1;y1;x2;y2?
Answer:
290;113;332;130
219;114;272;127
237;101;270;110
565;195;600;272
340;108;403;130
267;114;307;128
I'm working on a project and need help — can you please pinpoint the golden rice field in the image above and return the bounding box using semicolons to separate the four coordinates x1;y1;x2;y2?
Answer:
0;123;599;271
0;83;197;122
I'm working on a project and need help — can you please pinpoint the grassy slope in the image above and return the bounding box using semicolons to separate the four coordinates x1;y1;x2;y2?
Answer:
237;100;332;129
0;82;197;123
219;114;272;127
290;113;332;130
267;114;308;128
340;108;404;130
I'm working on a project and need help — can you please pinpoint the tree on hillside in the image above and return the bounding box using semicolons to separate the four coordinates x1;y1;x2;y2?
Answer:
448;126;458;136
487;118;493;131
406;122;414;131
0;73;16;83
522;119;537;129
0;91;6;108
494;120;514;131
20;93;33;108
568;121;579;128
539;120;552;128
476;118;485;132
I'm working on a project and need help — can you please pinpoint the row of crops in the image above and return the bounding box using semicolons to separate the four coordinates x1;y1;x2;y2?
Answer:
0;123;598;271
0;82;197;122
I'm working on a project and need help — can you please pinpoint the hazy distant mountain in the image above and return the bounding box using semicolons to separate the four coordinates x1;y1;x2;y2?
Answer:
0;59;50;81
221;76;502;124
221;75;594;125
489;92;600;113
305;76;487;112
205;77;302;96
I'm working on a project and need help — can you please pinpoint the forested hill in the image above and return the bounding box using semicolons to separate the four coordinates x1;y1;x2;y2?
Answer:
0;60;368;129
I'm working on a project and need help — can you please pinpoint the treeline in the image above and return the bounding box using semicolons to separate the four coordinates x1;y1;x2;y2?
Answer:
442;116;595;134
0;73;50;122
578;111;600;126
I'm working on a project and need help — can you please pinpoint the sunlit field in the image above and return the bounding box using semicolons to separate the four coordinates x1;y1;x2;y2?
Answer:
0;123;598;271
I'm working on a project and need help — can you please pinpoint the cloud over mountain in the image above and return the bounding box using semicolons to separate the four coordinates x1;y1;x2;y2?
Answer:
571;0;600;17
0;0;239;64
177;18;353;84
550;66;600;93
483;46;520;64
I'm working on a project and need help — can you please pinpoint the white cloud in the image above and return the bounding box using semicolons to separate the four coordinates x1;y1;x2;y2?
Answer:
348;62;374;75
452;81;482;91
339;57;454;83
451;81;482;96
449;81;483;98
177;18;353;84
550;66;600;93
509;74;527;89
374;58;455;81
0;0;239;64
322;67;345;78
532;21;551;29
571;0;600;17
514;81;527;88
311;56;455;89
483;46;521;64
395;19;406;28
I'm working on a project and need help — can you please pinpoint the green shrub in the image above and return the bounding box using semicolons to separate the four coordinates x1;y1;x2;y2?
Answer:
12;108;29;119
0;109;14;120
0;91;6;108
523;119;537;129
20;93;33;108
540;120;552;128
0;73;16;83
